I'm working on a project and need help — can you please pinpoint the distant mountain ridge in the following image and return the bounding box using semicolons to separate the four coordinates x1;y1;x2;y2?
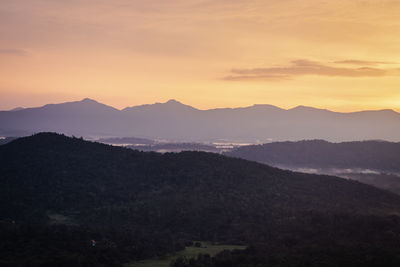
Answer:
1;98;399;142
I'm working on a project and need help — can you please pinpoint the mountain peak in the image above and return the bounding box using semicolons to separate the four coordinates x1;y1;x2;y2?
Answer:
378;109;398;114
290;105;313;110
123;99;197;112
165;99;182;105
249;104;283;110
80;98;98;103
289;105;329;112
39;98;119;113
160;99;197;111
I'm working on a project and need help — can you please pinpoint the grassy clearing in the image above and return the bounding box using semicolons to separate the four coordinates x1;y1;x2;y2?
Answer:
126;242;246;267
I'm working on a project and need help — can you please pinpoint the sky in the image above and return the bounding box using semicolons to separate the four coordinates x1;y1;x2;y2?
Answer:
1;0;400;111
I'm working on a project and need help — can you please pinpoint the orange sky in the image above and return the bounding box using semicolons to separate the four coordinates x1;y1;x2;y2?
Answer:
1;0;400;111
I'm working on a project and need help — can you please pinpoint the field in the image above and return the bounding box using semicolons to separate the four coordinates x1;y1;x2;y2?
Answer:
126;242;246;267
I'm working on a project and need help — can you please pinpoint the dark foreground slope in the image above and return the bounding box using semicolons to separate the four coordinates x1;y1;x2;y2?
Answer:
0;137;16;146
2;133;400;267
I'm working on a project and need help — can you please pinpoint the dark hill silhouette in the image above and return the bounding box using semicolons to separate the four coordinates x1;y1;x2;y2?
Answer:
226;140;400;194
2;133;400;266
1;98;400;141
226;140;400;172
0;137;16;145
2;133;400;224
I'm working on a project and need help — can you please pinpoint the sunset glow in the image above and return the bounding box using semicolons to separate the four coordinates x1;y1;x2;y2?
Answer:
1;0;400;111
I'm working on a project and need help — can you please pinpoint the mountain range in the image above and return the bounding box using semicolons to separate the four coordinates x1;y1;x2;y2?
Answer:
1;98;400;142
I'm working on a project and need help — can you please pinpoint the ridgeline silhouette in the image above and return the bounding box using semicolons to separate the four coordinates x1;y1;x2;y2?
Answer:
1;98;400;142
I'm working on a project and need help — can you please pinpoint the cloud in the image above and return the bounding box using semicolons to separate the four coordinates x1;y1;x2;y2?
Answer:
0;49;27;56
223;74;290;81
334;59;396;66
224;59;400;81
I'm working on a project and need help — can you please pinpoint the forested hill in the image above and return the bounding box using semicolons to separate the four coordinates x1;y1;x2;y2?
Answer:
2;133;400;266
226;140;400;172
2;133;399;223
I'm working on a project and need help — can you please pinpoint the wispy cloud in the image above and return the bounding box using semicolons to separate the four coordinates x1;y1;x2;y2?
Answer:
224;74;290;81
225;59;400;81
0;48;27;56
334;59;396;66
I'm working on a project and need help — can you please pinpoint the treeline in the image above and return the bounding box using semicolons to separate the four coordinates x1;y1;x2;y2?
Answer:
172;213;400;267
0;221;190;267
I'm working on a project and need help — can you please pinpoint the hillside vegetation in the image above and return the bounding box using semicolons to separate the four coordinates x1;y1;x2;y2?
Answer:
2;133;400;266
